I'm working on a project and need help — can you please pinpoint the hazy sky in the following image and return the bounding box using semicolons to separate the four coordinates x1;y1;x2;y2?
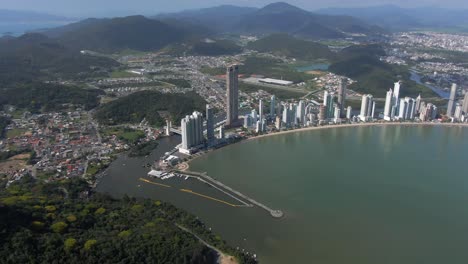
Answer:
1;0;467;17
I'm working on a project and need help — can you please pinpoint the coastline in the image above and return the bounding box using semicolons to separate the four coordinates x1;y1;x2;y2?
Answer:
187;122;468;165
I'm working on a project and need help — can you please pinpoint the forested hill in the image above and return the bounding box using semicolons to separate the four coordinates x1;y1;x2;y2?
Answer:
0;33;117;85
0;176;256;263
94;91;206;126
247;34;334;60
328;44;435;97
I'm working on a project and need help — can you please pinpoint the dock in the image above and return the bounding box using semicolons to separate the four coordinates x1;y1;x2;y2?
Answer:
175;170;284;218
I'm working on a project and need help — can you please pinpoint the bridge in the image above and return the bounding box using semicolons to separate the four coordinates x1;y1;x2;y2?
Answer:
175;170;284;218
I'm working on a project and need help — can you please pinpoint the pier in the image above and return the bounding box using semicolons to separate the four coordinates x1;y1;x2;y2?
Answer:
175;170;284;218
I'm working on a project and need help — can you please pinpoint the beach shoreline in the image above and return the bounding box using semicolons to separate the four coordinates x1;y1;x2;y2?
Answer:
187;122;468;166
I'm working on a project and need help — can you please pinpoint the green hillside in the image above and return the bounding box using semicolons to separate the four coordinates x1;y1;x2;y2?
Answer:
247;34;334;60
329;44;435;97
94;91;206;126
0;83;103;112
0;33;117;85
0;176;255;263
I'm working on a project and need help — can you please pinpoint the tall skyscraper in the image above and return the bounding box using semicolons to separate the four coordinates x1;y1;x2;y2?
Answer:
338;77;346;115
206;104;214;146
462;93;468;114
297;100;306;125
334;105;341;123
226;65;239;126
393;81;401;108
359;94;374;122
415;94;422;114
180;111;204;154
259;99;264;120
323;91;334;119
447;83;457;117
383;88;393;121
270;95;276;118
454;103;462;120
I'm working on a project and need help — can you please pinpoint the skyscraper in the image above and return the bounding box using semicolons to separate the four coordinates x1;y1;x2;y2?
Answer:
297;100;306;125
383;89;393;121
259;99;264;120
206;104;214;146
454;103;462;120
359;94;374;122
462;93;468;114
338;77;346;115
226;65;239;126
270;95;276;118
323;91;334;119
447;83;457;117
334;105;341;123
180;111;204;154
393;81;401;108
415;94;422;114
318;104;326;123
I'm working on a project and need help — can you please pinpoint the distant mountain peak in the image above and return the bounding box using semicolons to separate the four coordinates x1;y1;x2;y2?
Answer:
258;2;306;13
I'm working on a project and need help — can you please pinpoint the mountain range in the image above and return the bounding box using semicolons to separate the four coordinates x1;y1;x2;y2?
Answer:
317;5;468;32
158;2;385;39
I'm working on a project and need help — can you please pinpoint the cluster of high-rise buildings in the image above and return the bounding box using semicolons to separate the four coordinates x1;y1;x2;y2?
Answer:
382;81;439;122
180;65;240;154
447;83;468;122
179;63;466;154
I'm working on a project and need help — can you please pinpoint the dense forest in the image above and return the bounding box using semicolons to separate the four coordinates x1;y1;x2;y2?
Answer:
0;176;256;263
329;44;435;97
0;33;117;86
94;91;206;126
247;34;334;61
0;83;103;112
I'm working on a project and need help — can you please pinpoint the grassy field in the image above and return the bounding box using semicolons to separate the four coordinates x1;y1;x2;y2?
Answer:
6;128;27;139
240;82;306;99
109;70;140;78
101;127;145;144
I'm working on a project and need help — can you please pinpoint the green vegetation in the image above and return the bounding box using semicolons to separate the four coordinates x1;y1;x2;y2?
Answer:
247;34;334;60
0;83;104;113
160;78;192;88
202;56;314;83
329;44;436;97
0;117;10;139
128;141;159;157
0;148;32;162
240;83;306;99
95;91;206;126
0;34;117;86
101;127;145;144
191;40;242;56
6;128;27;139
0;176;256;263
109;70;140;78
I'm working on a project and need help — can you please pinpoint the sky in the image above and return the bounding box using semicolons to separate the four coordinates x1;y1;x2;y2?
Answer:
1;0;467;17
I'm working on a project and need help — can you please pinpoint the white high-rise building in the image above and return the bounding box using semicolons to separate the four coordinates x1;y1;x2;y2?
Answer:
297;100;306;125
338;77;346;115
393;81;401;108
180;111;204;154
415;94;422;114
463;92;468;114
334;105;341;123
251;109;258;122
454;103;462;120
384;89;393;121
398;98;407;120
359;94;374;122
346;106;352;120
206;104;215;146
447;83;457;117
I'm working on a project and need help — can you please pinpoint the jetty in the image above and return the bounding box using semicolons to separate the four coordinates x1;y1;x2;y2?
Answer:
175;170;284;218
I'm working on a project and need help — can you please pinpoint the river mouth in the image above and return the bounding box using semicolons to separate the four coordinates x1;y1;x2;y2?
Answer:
97;125;468;264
